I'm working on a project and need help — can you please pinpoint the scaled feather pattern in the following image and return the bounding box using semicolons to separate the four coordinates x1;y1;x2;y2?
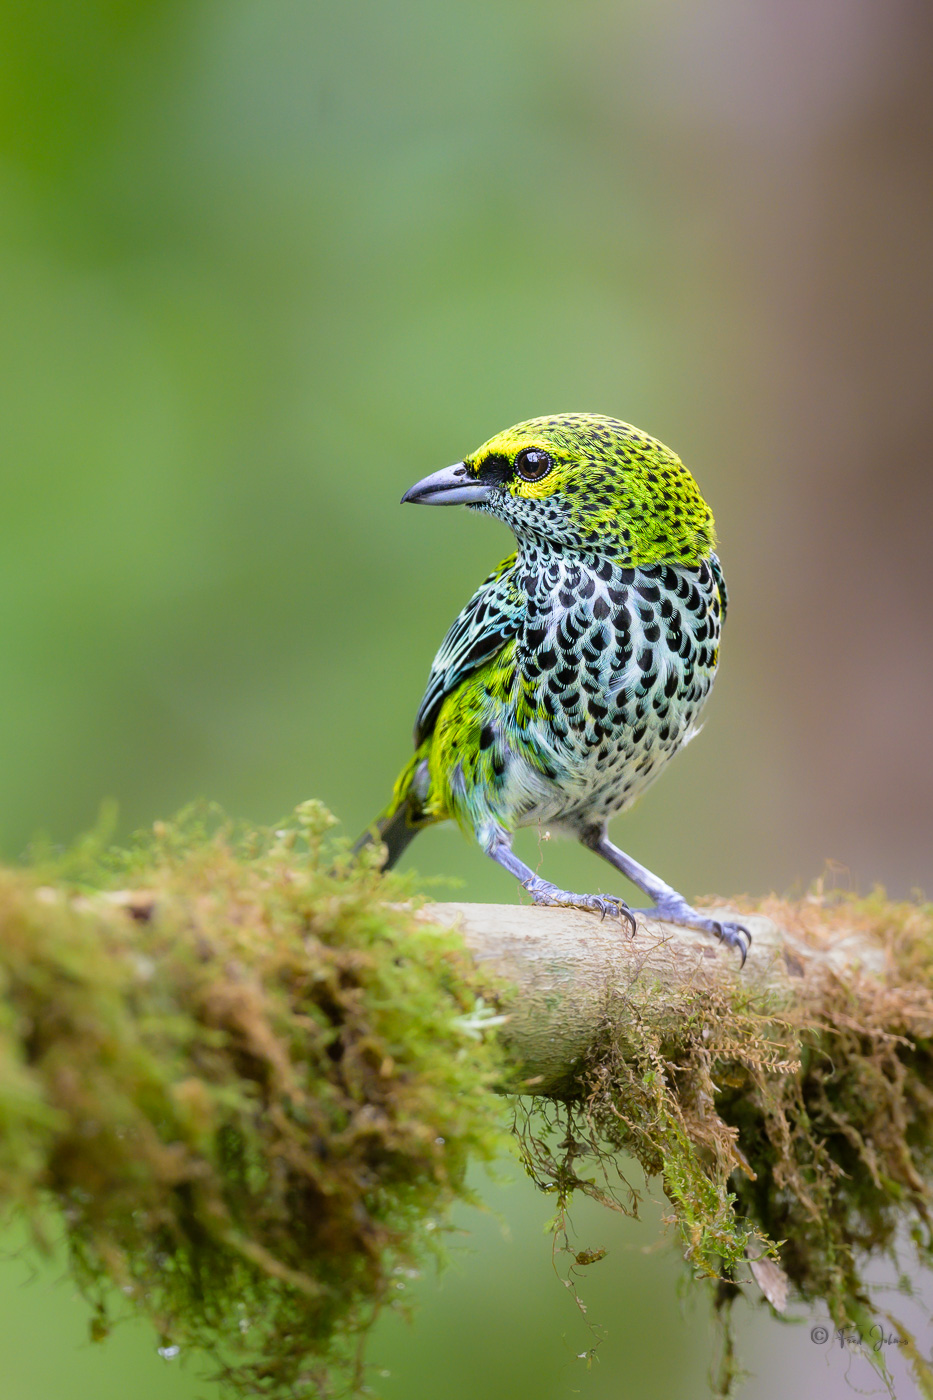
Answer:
356;414;750;963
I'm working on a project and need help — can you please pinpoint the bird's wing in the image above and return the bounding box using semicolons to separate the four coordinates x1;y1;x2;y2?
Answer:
414;553;522;744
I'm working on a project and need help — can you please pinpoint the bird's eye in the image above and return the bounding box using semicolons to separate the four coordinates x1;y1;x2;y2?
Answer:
515;448;552;482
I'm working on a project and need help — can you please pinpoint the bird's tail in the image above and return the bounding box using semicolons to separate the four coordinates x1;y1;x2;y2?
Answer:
352;747;434;871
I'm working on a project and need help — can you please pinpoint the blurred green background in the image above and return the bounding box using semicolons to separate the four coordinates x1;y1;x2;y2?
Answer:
1;1;932;1396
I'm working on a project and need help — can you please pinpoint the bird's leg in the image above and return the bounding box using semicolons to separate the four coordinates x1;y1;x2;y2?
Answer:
580;828;751;965
482;829;636;931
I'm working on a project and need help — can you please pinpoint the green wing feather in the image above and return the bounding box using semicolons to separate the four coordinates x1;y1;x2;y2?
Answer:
354;552;523;866
413;553;522;744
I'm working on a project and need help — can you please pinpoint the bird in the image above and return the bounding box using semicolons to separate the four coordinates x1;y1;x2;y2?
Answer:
355;413;750;964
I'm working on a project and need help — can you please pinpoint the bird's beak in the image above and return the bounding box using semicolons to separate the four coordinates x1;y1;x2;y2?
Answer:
401;462;494;507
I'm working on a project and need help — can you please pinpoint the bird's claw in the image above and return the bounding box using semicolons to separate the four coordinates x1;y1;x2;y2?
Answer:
524;882;636;935
635;899;751;967
709;919;751;968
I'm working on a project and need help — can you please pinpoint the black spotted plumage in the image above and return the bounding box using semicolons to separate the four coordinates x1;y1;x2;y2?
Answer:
357;413;751;964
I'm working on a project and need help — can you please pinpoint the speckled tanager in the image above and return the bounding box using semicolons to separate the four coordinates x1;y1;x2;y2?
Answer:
356;414;749;963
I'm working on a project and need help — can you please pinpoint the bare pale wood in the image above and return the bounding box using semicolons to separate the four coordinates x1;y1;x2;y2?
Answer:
416;902;887;1093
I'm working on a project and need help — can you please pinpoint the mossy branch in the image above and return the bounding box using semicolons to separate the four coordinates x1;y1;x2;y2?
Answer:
1;804;932;1399
421;899;890;1094
437;894;933;1398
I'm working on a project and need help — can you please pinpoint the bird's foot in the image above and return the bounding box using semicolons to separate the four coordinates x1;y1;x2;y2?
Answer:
635;895;751;967
523;878;636;934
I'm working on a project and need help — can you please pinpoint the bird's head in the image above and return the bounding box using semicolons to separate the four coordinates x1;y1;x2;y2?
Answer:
401;413;716;566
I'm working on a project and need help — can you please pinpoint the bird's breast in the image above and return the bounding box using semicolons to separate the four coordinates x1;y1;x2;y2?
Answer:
503;551;723;818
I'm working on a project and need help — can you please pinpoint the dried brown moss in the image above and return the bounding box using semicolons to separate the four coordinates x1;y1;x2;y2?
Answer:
0;803;506;1397
4;807;932;1400
514;888;933;1398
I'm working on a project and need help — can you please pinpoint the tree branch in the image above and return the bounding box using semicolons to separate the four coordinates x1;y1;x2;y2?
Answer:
1;804;931;1398
420;901;888;1094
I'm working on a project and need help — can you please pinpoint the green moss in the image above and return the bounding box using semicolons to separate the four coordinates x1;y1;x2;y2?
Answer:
6;810;933;1399
515;889;933;1399
0;801;507;1397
